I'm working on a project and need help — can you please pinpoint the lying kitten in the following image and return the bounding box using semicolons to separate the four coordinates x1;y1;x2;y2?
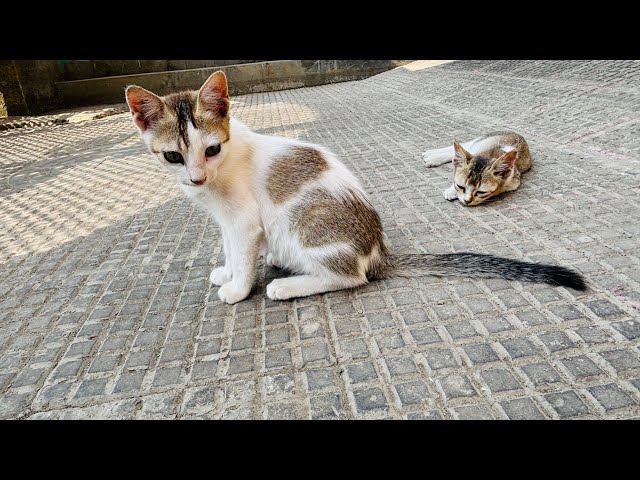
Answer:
422;131;532;206
126;73;585;304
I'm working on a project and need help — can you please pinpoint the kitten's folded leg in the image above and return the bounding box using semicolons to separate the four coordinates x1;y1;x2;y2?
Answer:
443;185;458;201
266;274;366;301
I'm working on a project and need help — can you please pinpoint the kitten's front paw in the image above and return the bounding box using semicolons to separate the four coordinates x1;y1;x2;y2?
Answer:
210;266;232;286
266;279;295;301
217;282;250;304
443;186;458;201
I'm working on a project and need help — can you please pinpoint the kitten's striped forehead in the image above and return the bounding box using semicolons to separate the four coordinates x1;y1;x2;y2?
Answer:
164;91;198;148
147;90;230;152
468;156;490;184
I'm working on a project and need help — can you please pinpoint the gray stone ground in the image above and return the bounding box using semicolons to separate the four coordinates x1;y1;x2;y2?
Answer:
1;60;639;420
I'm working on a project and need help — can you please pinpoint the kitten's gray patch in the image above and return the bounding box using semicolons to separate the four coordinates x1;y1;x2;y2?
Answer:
290;188;386;258
267;146;329;204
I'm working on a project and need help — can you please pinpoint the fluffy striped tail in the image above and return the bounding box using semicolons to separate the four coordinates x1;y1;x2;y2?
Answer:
372;252;587;290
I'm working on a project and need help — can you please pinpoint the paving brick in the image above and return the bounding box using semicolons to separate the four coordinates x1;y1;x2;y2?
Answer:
375;333;405;352
366;312;396;330
339;338;370;359
410;327;442;345
439;374;478;400
152;367;182;387
113;371;145;393
265;402;299;420
424;349;459;370
407;410;443;420
75;378;109;398
611;320;640;340
545;391;590;418
228;354;255;374
302;342;330;364
385;356;418;377
516;310;552;327
88;354;120;373
585;299;625;318
400;308;431;325
346;362;378;384
589;384;636;411
446;322;480;341
501;337;539;359
354;387;388;413
454;405;495;420
306;368;337;391
394;380;431;406
265;349;293;369
481;369;523;393
538;331;577;353
575;326;615;345
521;362;563;386
500;397;547;420
600;349;640;372
125;351;153;369
310;393;343;419
265;327;290;346
561;356;603;379
265;374;295;396
191;361;218;381
464;344;500;364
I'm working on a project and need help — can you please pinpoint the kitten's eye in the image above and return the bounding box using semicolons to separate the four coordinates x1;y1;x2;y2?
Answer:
456;183;465;191
476;190;487;195
205;145;221;157
163;151;184;164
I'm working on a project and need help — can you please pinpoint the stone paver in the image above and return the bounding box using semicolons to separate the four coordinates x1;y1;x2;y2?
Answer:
1;60;640;419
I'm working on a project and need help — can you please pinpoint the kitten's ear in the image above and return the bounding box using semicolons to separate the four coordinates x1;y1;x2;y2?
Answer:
492;150;518;177
125;85;164;131
453;140;471;166
197;71;230;117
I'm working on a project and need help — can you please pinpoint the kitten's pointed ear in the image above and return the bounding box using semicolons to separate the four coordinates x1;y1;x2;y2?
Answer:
492;150;518;177
453;140;471;166
197;71;230;117
125;85;164;131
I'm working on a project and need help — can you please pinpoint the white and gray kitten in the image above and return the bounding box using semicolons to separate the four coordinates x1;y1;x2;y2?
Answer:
126;73;584;304
423;131;532;206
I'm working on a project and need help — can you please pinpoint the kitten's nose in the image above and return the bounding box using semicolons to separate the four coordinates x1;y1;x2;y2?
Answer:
191;177;207;185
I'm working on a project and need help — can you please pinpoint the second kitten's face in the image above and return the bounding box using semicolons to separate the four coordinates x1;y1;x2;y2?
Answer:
452;140;518;206
125;71;231;187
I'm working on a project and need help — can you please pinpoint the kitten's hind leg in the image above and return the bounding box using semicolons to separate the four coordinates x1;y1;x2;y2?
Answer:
443;185;458;201
266;274;366;301
422;145;454;167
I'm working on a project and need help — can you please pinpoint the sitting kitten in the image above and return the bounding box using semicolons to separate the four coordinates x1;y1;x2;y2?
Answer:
422;131;532;206
125;73;584;304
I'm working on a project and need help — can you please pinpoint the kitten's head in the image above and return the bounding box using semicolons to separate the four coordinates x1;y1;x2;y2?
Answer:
125;71;230;187
451;140;518;206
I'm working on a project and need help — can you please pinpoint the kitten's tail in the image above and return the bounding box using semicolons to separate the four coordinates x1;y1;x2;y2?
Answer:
372;252;587;291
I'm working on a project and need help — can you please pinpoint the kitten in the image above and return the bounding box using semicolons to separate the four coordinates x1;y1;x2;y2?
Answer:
422;131;532;206
125;73;585;304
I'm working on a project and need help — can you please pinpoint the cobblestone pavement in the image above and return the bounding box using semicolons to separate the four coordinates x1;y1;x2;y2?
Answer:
1;60;639;420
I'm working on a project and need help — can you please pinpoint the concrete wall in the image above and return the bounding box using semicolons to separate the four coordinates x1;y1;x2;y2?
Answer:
63;60;259;81
0;92;6;118
0;60;62;116
1;60;412;115
57;60;411;108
